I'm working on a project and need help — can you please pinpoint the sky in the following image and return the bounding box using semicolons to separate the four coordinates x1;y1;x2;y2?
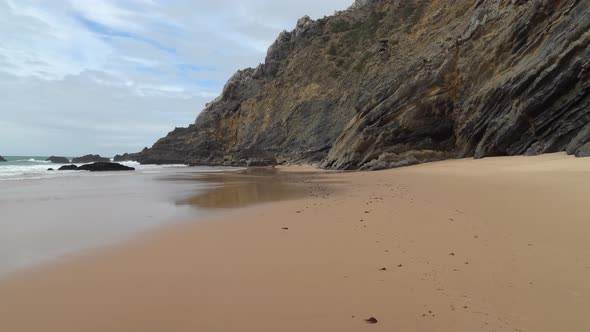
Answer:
0;0;353;156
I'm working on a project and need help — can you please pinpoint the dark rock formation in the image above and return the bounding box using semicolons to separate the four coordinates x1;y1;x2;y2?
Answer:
46;156;70;164
365;317;378;324
123;0;590;169
47;168;55;171
113;153;136;162
246;158;278;167
58;162;134;172
566;123;590;157
58;165;79;171
0;156;6;162
78;162;135;172
72;154;110;163
576;142;590;157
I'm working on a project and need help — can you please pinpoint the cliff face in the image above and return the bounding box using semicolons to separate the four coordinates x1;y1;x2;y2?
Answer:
124;0;590;169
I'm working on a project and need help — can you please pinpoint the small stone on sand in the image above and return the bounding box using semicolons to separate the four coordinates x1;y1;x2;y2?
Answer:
365;317;378;324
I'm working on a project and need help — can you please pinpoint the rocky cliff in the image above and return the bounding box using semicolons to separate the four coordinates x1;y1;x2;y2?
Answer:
123;0;590;169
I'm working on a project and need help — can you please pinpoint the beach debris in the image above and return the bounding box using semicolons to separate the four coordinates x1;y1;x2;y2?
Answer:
281;227;289;230
365;317;378;324
379;267;387;271
449;252;455;256
397;264;403;268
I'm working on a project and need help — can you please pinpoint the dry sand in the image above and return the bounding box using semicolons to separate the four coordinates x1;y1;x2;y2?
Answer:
0;153;589;332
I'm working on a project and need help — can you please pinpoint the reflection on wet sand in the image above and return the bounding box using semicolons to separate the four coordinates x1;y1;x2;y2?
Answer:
163;167;338;209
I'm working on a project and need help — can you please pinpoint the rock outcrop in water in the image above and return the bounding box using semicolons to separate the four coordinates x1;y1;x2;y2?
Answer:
58;162;135;172
125;0;590;169
78;162;135;172
46;156;70;164
58;165;79;171
72;155;110;163
0;156;6;162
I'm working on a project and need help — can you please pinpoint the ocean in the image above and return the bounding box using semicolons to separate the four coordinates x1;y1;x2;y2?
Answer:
0;157;235;277
0;156;134;181
0;156;73;181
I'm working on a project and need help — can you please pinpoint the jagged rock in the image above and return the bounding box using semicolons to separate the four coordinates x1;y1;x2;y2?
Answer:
246;158;278;167
113;154;127;162
113;153;133;162
295;15;314;38
58;165;79;171
122;0;590;170
576;142;590;157
77;162;135;172
72;154;110;163
46;156;70;164
0;156;6;162
566;123;590;155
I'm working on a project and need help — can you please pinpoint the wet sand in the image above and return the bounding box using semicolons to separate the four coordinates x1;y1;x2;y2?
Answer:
0;153;589;332
0;166;316;277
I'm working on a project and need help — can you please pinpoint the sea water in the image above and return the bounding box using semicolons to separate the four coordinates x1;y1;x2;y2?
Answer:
0;158;233;277
0;156;72;181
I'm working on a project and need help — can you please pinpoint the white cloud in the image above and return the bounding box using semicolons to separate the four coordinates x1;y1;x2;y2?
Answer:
0;0;353;155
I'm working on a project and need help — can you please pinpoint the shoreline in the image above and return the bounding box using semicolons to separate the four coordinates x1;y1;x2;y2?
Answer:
1;153;589;331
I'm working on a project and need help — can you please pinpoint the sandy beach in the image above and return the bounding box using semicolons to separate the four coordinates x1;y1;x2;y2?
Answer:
0;153;589;332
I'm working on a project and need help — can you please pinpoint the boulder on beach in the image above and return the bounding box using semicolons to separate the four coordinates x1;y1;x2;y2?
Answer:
46;156;70;163
58;165;79;171
47;168;55;171
72;154;110;163
0;155;6;162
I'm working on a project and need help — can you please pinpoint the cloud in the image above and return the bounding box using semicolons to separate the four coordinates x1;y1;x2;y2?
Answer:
0;0;353;156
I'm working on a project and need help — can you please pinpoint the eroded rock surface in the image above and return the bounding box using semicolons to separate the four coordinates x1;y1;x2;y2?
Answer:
126;0;590;169
72;155;110;163
58;163;135;172
46;156;70;164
